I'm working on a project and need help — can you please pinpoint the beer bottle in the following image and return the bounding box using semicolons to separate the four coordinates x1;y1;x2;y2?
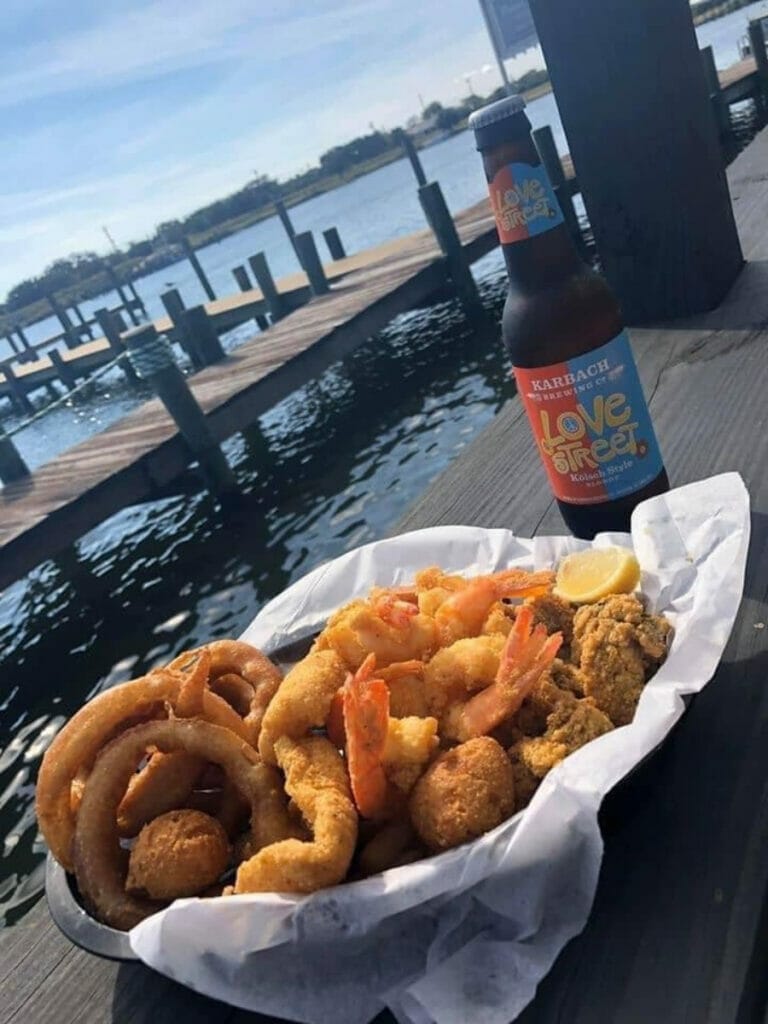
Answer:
469;97;668;538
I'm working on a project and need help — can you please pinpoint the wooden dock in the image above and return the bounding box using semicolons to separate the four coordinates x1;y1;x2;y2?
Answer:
3;116;768;1024
0;199;500;592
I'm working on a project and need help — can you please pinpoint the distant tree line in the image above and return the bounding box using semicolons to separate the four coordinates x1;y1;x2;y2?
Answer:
691;0;755;22
1;68;550;315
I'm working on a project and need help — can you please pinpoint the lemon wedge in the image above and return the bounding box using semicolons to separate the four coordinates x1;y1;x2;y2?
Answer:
554;547;641;604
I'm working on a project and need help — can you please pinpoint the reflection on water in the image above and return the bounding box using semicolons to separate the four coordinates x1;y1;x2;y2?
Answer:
0;255;512;926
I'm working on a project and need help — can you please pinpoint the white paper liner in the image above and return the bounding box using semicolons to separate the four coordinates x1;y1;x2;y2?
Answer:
129;473;750;1024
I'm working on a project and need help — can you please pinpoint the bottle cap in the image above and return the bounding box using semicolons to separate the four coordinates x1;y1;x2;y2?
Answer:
469;95;529;150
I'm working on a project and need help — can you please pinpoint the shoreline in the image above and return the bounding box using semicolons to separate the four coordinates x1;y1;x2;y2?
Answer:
0;79;555;335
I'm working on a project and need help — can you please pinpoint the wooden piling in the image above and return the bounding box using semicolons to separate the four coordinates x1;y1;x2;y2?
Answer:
122;323;236;495
49;348;78;390
532;125;583;249
4;334;20;356
47;293;80;350
103;264;142;327
181;237;216;302
249;253;286;322
749;19;768;111
323;227;346;260
274;199;297;241
178;306;226;366
94;307;140;384
231;267;268;330
70;302;93;339
232;266;251;292
0;427;29;483
417;182;483;316
14;325;32;355
527;0;743;321
398;130;428;187
2;363;33;414
701;46;731;139
160;288;186;325
294;233;330;296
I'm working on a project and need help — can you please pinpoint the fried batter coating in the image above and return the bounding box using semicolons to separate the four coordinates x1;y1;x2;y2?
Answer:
258;649;348;763
506;747;540;811
379;661;429;718
235;736;357;894
126;810;230;901
314;599;437;669
409;737;515;851
524;593;576;653
515;676;577;737
572;595;671;725
424;635;506;721
513;698;613;779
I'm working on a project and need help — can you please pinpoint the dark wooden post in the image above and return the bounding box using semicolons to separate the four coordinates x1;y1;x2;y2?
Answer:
0;426;29;483
4;333;20;356
418;182;484;315
274;199;297;241
14;325;32;356
160;288;186;324
701;46;730;139
94;307;140;384
47;293;80;350
69;302;93;339
397;130;428;186
103;264;141;326
249;252;286;322
232;266;251;291
532;125;583;252
178;306;226;366
2;362;33;414
749;19;768;112
232;267;269;330
123;324;236;494
294;233;330;296
181;237;216;302
49;348;78;390
527;0;743;321
323;227;346;260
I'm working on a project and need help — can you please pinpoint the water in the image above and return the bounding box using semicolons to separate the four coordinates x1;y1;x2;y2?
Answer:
0;7;764;927
3;1;760;364
0;259;513;925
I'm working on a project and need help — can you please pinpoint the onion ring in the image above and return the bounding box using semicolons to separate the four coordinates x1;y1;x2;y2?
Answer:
206;640;283;744
72;718;270;930
116;750;204;838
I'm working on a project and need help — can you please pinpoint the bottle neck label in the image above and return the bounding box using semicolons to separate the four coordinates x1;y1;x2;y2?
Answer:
489;161;564;244
512;331;664;505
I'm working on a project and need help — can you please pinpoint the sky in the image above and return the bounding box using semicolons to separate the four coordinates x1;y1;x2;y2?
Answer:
0;0;544;299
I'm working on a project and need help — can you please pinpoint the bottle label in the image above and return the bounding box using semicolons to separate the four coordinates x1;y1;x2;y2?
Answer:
489;161;564;244
513;331;664;505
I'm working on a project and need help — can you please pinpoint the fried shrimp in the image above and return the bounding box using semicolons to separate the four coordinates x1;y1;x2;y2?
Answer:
258;648;348;764
442;606;562;742
432;567;556;645
409;737;515;851
314;599;437;669
235;736;357;894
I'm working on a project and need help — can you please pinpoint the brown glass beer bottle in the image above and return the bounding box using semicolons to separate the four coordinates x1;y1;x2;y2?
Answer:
469;97;668;538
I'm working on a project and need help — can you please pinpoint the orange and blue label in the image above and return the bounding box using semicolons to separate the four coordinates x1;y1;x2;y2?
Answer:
489;162;564;244
513;332;664;505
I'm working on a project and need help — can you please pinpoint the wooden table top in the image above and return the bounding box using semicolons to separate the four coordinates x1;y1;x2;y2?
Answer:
4;126;768;1024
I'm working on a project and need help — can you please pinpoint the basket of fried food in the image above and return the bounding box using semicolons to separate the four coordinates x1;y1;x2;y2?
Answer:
36;549;672;934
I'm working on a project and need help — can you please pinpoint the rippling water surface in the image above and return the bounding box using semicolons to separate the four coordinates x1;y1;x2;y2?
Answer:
0;258;515;925
0;9;764;923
